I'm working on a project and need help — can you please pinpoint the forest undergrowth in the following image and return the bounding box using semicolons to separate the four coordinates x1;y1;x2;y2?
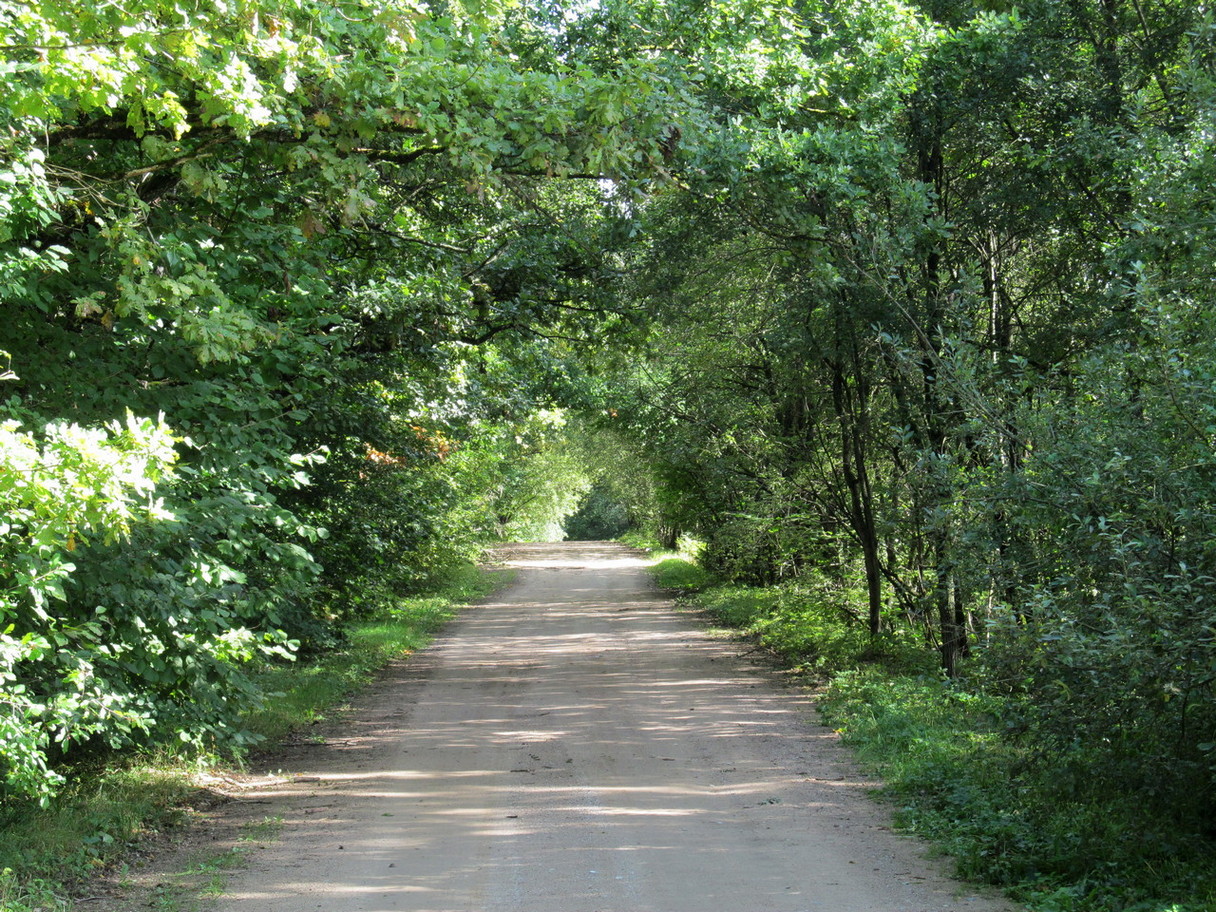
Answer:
645;549;1216;912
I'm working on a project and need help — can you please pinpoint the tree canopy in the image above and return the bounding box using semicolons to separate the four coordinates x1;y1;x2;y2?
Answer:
0;0;691;801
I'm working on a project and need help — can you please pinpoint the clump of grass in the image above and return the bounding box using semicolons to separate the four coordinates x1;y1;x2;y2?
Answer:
691;578;929;677
0;870;71;912
649;557;714;591
0;763;195;907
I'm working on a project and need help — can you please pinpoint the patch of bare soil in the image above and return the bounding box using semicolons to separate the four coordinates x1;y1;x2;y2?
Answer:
81;542;1021;912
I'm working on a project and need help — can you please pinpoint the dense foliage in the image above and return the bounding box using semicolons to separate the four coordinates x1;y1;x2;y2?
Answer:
584;0;1216;905
3;0;1215;905
0;0;683;802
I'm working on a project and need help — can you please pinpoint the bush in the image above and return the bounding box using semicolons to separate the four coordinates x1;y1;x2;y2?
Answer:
649;557;713;591
819;668;1216;911
978;581;1216;842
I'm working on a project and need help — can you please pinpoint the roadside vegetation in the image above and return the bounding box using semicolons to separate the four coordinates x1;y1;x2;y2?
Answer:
0;563;508;912
646;549;1216;912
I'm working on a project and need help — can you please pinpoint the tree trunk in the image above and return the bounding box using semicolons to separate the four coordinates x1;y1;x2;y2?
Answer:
913;85;969;673
830;349;883;637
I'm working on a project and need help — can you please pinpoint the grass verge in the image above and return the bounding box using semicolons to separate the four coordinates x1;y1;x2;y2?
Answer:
622;533;713;592
819;670;1216;912
0;560;512;912
0;764;197;912
243;562;509;742
644;551;926;677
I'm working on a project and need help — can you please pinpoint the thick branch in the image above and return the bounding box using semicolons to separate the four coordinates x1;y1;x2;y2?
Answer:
367;225;471;254
358;146;446;166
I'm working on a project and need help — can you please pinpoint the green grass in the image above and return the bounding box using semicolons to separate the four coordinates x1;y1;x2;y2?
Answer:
0;871;71;912
649;556;714;591
617;529;662;551
0;763;196;904
695;583;893;674
658;557;927;677
0;561;512;912
620;531;706;561
819;669;1216;912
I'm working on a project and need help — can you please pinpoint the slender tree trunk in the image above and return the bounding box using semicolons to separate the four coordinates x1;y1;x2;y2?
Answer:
913;90;969;674
830;349;883;637
939;553;966;676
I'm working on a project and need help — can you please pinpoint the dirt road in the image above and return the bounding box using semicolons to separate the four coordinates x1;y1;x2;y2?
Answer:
211;542;1017;912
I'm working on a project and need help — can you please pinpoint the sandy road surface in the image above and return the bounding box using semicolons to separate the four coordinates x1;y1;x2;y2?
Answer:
211;542;1017;912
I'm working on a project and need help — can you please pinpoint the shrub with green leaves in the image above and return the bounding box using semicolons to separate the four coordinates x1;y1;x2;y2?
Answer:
0;413;177;802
